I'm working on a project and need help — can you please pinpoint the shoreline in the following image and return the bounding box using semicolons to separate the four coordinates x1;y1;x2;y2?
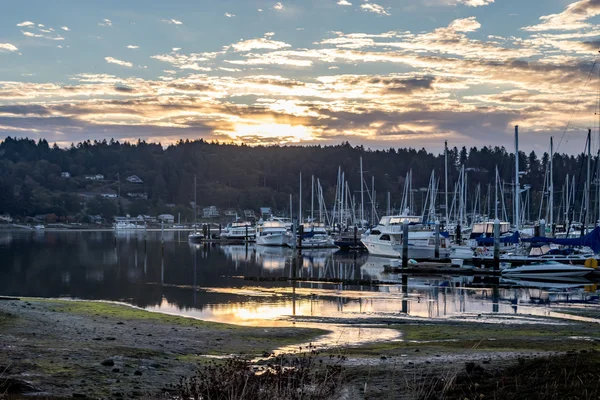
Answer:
2;297;600;398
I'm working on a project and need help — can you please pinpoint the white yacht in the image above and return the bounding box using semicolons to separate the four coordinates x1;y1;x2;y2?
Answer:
256;220;292;246
361;215;452;259
299;223;336;249
501;261;593;278
220;222;255;240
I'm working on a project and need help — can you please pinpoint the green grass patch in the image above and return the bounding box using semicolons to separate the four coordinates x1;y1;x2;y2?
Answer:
0;311;17;326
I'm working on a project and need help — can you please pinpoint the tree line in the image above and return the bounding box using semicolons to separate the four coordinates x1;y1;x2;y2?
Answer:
0;136;595;223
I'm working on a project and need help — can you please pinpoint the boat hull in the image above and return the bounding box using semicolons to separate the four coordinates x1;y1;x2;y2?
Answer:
256;234;290;247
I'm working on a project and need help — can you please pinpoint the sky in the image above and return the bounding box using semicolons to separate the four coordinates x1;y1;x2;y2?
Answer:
2;0;600;154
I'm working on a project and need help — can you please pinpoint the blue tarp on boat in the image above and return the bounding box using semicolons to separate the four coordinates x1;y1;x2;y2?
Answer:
476;231;520;246
521;226;600;253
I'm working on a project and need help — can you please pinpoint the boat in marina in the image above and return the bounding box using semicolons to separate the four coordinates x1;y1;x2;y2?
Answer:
298;223;337;249
361;215;452;259
501;261;593;278
256;220;292;246
220;221;255;241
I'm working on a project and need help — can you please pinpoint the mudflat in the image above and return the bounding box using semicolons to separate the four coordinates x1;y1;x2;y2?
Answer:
2;298;600;399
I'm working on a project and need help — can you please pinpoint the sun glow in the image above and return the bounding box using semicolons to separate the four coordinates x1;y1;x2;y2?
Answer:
217;122;317;144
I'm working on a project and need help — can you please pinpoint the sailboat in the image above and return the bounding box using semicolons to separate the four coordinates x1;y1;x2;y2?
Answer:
188;175;204;243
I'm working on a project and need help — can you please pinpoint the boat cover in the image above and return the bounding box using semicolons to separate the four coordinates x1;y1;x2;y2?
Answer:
521;226;600;253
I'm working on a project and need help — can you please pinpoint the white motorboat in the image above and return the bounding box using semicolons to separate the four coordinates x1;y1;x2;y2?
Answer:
299;223;337;249
220;222;255;240
361;215;452;259
256;220;292;246
188;231;205;243
501;261;593;278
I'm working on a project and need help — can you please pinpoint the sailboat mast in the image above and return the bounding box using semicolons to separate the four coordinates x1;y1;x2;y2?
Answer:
495;166;499;220
549;136;554;231
194;174;197;227
360;157;364;225
514;125;520;232
444;141;449;224
311;175;314;224
586;128;592;233
299;172;302;225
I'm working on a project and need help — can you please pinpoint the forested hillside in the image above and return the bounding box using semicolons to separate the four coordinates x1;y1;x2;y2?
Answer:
0;136;593;222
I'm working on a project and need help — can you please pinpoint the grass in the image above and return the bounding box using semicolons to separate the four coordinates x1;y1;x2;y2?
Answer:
0;311;17;327
343;321;600;357
426;352;600;400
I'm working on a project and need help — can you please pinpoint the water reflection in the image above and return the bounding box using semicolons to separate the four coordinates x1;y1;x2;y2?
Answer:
0;231;599;326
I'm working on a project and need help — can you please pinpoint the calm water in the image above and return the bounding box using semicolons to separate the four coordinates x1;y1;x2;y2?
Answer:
1;230;599;327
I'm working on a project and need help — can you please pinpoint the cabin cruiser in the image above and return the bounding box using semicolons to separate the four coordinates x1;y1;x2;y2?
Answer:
188;231;205;243
256;220;292;246
361;215;452;259
299;223;337;249
501;261;593;278
220;221;255;240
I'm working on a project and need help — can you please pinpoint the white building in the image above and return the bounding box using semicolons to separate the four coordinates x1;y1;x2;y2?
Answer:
260;207;272;218
157;214;175;223
84;174;104;181
203;206;219;218
61;172;71;178
101;193;118;198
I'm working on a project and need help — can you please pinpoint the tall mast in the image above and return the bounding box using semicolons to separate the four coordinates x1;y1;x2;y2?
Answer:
514;125;520;232
360;157;364;226
586;128;592;232
193;174;197;227
371;176;376;224
311;175;314;223
495;166;499;220
549;136;554;230
299;172;302;224
444;141;449;224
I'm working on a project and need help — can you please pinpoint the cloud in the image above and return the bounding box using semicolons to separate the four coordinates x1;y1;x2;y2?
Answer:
162;18;183;25
360;3;390;16
230;38;292;51
0;43;18;52
274;2;284;10
448;16;481;32
98;19;112;27
225;12;235;17
16;21;35;27
127;45;140;49
265;32;275;37
104;57;133;68
61;26;69;31
457;0;494;6
337;0;352;5
523;0;600;31
21;29;64;41
151;50;220;70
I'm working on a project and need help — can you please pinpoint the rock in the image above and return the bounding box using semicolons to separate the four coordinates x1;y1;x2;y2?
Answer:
380;356;387;360
72;393;87;398
116;322;124;325
112;368;120;373
101;359;115;367
134;370;143;376
92;337;102;341
262;351;270;357
105;337;116;341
